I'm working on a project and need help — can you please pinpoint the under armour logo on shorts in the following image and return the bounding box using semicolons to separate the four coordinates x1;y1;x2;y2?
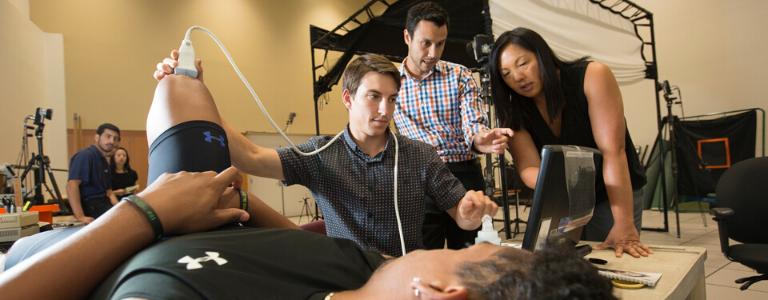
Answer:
178;251;228;270
204;131;225;146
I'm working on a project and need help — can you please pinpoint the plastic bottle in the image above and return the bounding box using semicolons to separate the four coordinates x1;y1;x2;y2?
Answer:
475;214;501;245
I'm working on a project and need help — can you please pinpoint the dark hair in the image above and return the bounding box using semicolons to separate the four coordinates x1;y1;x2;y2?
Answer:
342;54;401;96
97;123;121;137
489;28;589;131
456;239;616;300
110;147;132;173
406;2;449;37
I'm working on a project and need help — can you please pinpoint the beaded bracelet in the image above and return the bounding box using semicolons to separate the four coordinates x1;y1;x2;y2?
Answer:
123;195;164;242
237;188;248;211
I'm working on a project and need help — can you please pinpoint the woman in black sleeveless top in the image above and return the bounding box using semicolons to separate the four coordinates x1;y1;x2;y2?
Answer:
489;28;651;258
110;147;139;197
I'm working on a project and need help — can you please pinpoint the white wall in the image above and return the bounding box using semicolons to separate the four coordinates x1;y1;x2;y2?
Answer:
1;0;67;187
27;0;374;134
622;0;767;155
7;0;28;17
42;33;68;172
245;132;316;218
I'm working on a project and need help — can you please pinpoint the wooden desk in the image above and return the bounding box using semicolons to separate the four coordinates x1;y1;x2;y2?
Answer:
584;242;707;300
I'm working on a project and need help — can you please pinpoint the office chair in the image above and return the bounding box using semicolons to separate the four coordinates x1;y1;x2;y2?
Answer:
710;156;768;290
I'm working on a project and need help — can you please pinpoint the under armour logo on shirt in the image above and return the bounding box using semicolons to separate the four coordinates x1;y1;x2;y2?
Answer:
204;131;226;147
178;251;228;270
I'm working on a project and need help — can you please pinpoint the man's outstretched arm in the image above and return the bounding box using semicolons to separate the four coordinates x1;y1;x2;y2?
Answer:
0;168;249;300
446;190;499;230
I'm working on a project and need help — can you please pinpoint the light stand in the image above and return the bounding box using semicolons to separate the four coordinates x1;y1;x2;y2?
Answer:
662;83;713;227
505;160;526;237
280;111;322;222
643;79;672;234
469;34;515;240
661;83;682;237
646;81;714;237
282;111;296;133
18;108;70;214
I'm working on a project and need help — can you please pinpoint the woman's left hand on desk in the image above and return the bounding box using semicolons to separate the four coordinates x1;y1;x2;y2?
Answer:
594;226;654;258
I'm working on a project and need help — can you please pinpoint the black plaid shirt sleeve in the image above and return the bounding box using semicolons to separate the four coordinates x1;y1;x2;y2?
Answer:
421;144;466;211
276;137;328;187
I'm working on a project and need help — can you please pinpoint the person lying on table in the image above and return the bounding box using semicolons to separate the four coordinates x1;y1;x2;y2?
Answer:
1;165;616;300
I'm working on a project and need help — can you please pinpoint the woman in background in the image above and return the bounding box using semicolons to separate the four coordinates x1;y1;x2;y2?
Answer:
110;147;138;197
489;28;651;258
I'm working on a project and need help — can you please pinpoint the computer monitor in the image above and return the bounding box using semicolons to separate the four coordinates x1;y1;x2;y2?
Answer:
521;145;603;252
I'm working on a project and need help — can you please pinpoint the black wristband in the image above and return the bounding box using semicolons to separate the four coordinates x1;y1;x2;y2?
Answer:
123;195;164;242
237;188;248;211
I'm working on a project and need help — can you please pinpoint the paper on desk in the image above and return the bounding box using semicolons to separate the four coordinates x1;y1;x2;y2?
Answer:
598;267;662;287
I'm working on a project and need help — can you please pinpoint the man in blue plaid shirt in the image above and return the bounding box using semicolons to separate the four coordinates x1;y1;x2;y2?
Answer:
396;2;513;250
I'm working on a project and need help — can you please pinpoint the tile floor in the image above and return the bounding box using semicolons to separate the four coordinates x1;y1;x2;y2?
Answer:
2;208;767;299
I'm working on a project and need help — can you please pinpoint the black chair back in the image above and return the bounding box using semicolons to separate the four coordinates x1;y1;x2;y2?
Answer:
716;156;768;244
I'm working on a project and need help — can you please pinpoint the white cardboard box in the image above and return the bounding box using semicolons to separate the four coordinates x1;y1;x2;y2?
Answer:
0;224;40;242
0;212;39;229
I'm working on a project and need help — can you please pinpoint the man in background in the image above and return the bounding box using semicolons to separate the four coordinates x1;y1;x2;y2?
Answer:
396;2;513;249
66;123;121;223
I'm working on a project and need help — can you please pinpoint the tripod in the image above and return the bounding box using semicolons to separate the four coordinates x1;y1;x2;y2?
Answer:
646;83;713;237
473;49;514;240
487;157;527;237
18;121;69;214
504;162;527;238
297;196;316;225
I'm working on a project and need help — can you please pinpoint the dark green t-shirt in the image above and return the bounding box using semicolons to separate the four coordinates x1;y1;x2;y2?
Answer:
7;226;386;300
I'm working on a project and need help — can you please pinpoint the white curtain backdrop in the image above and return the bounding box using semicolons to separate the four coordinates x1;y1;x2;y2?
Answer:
490;0;647;85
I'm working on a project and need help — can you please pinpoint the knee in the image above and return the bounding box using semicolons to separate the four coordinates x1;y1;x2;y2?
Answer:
160;73;205;88
155;75;212;104
147;75;221;141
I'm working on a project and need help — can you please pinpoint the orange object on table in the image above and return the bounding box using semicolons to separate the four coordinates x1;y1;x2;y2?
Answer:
0;204;59;223
29;204;59;223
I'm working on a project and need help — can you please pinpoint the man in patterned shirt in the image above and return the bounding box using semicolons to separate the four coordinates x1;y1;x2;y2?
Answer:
397;2;513;250
153;52;498;257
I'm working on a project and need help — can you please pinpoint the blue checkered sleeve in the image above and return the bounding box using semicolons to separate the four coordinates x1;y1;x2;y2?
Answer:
457;66;488;153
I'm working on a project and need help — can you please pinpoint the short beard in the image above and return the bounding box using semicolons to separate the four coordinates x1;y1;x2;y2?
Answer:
98;143;113;154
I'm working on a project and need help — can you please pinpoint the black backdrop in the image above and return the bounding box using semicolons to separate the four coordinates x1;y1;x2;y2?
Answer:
674;110;757;198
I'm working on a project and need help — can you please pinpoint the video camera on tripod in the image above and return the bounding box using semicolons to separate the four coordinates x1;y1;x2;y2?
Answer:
465;34;521;239
15;107;69;214
466;34;494;65
658;80;679;103
466;35;496;195
33;108;53;126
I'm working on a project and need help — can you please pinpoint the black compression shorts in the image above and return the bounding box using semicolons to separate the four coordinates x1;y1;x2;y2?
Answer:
147;121;231;186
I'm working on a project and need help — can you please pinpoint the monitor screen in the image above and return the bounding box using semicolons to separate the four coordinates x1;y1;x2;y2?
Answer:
521;145;603;252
